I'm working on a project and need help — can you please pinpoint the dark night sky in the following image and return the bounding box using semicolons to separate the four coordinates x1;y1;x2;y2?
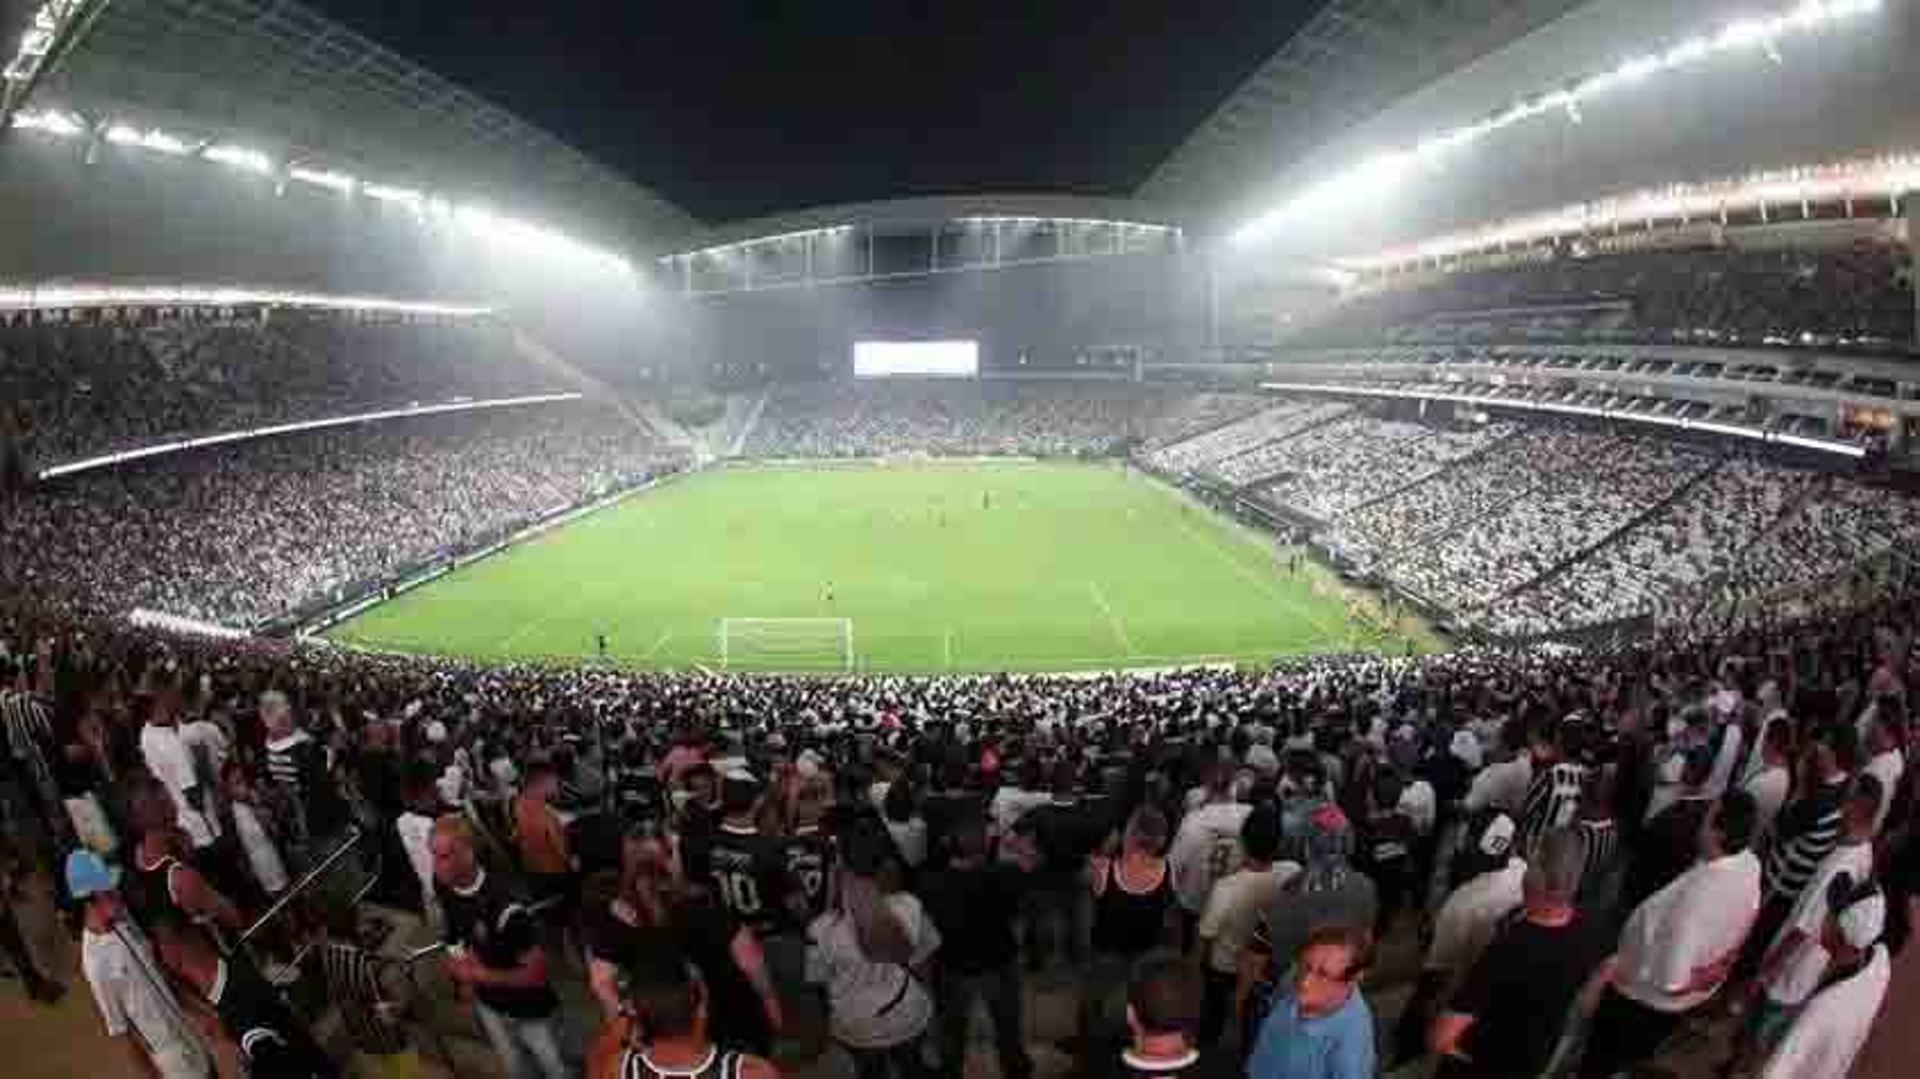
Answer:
306;1;1320;223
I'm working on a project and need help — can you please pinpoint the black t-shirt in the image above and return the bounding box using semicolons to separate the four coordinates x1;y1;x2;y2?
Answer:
923;861;1026;975
212;957;337;1077
705;824;794;935
1026;798;1110;875
1625;795;1713;908
585;897;770;1054
439;870;559;1018
1446;912;1610;1079
783;826;835;923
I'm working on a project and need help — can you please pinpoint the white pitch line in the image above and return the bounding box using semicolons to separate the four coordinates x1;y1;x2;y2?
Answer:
643;629;674;658
1087;580;1139;656
1166;508;1344;641
495;607;567;653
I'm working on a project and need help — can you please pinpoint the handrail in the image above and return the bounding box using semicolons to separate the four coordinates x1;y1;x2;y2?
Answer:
239;826;364;944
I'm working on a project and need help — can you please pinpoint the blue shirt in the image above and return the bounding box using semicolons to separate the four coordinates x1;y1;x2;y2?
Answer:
1247;990;1374;1079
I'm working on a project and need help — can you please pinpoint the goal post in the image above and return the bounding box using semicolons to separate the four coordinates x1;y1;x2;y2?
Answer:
717;618;855;673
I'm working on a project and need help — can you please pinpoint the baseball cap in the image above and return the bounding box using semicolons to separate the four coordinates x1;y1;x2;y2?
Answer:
66;849;121;900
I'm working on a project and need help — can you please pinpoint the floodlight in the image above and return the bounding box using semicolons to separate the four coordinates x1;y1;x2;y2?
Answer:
10;108;83;137
364;183;424;207
289;166;356;194
204;144;273;174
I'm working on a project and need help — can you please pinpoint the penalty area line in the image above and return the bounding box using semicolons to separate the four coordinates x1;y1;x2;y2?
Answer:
643;629;674;658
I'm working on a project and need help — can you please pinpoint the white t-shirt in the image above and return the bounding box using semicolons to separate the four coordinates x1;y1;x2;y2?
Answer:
138;724;220;848
1169;801;1253;913
1464;756;1532;813
1864;749;1904;835
1764;841;1875;1007
988;787;1050;835
808;893;942;1049
1199;861;1299;974
1614;849;1762;1013
396;811;437;899
1761;945;1890;1079
1426;858;1527;976
231;802;289;895
82;924;210;1079
1398;780;1437;837
1744;765;1792;842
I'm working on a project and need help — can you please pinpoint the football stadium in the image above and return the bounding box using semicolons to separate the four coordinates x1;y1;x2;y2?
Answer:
3;1;1920;1078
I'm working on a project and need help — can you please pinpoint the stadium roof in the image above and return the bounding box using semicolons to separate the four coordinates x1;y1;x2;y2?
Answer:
666;194;1188;259
1138;0;1590;226
9;0;697;250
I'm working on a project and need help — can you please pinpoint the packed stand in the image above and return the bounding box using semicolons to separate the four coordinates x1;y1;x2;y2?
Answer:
1140;400;1330;476
1305;239;1914;351
1251;418;1516;522
1137;392;1272;449
0;402;677;627
1326;428;1602;569
4;557;1920;1079
1203;404;1359;487
0;315;554;467
1383;437;1712;613
1498;457;1819;634
1723;475;1920;601
742;380;1164;458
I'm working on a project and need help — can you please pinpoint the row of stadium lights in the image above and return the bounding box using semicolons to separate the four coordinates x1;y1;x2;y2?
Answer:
661;217;1181;263
6;106;636;278
1230;0;1884;248
1337;151;1920;273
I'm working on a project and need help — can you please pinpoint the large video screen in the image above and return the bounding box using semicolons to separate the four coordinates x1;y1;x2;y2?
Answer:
853;340;979;378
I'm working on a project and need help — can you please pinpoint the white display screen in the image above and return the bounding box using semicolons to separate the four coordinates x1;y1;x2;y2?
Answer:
853;340;979;378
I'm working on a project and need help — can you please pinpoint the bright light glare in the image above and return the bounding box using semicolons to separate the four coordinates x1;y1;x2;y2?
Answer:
854;341;979;379
288;166;356;193
364;183;424;207
105;124;196;155
204;144;273;174
10;108;84;137
451;204;631;273
0;284;493;317
1228;0;1881;248
1339;149;1920;272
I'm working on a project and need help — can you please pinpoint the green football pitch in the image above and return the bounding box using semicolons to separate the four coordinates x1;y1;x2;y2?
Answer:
325;461;1442;673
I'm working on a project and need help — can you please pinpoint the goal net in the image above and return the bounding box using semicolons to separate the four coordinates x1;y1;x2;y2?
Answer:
717;618;855;673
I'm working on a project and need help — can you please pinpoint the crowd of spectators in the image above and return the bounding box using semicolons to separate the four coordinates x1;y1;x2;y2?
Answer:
1307;239;1914;352
743;380;1181;459
0;315;556;467
1250;419;1516;522
1383;439;1712;614
0;402;678;628
1495;459;1821;636
1325;428;1601;568
4;550;1918;1079
1142;401;1350;479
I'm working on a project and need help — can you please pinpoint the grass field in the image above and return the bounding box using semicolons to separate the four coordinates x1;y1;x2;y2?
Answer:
325;462;1442;673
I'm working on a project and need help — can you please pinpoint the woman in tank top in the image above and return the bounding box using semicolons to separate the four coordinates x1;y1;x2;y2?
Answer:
1080;806;1176;1071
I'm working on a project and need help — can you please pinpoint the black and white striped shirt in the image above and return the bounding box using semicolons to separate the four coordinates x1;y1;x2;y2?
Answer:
317;941;411;1056
1764;778;1847;902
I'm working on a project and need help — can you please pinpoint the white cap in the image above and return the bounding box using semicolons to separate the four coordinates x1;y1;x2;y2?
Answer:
1838;892;1886;949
